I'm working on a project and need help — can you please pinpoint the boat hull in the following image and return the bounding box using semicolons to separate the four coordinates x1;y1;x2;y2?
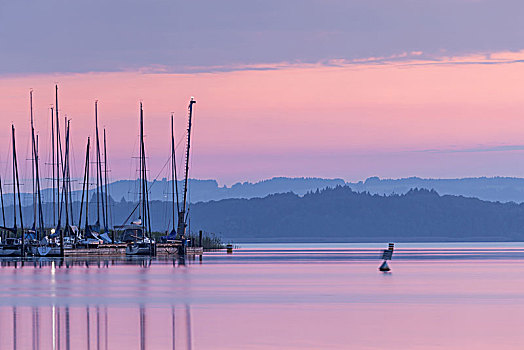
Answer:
126;243;154;256
0;248;22;257
36;246;62;257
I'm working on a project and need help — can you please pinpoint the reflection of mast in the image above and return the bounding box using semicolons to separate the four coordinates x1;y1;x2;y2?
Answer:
57;306;61;350
13;306;17;350
86;306;91;350
66;306;71;350
96;306;101;350
172;306;176;350
140;305;146;350
52;305;57;350
185;305;192;350
104;306;109;350
172;305;193;349
32;307;40;350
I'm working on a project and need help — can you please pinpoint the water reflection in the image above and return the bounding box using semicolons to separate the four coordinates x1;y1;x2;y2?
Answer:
4;245;524;349
0;256;198;269
1;304;193;350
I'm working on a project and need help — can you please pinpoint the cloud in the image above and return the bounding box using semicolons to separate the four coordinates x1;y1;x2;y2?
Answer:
3;0;524;75
127;49;524;75
418;145;524;154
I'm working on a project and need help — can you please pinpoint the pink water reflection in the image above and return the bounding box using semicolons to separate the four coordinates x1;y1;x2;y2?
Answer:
0;249;524;348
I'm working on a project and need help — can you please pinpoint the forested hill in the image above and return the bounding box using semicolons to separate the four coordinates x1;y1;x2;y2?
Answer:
189;186;524;242
7;186;524;243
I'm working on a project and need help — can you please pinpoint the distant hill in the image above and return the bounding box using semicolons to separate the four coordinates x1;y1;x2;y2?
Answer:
6;186;524;242
1;177;346;206
107;177;346;203
348;176;524;203
189;187;524;242
8;175;524;207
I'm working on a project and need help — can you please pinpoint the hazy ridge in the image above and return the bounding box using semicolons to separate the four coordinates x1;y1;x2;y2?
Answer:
8;176;524;207
6;185;524;243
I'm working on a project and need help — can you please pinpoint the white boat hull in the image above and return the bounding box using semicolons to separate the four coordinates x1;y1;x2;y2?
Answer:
36;246;61;257
126;243;153;256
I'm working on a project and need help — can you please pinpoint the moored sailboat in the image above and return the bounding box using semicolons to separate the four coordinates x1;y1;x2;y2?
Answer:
125;103;156;256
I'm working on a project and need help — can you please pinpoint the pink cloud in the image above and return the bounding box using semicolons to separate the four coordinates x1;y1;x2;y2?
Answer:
1;51;524;184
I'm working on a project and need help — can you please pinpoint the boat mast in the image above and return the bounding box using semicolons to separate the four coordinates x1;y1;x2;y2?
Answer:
139;103;151;236
12;125;24;256
95;102;106;232
63;120;71;236
35;135;44;238
55;85;61;232
171;114;180;234
103;128;109;232
30;97;44;239
30;90;36;231
0;176;5;228
59;120;70;257
177;97;196;239
79;138;90;231
139;103;143;230
95;101;100;228
66;117;74;228
0;176;5;243
11;126;16;237
51;106;55;227
30;90;45;239
86;136;90;232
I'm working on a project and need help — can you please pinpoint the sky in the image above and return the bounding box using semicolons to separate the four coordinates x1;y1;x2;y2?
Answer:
1;0;524;185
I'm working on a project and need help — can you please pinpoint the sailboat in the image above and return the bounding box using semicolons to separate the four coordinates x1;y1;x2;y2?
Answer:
36;86;74;257
160;113;180;243
26;90;47;256
125;103;156;256
160;97;196;255
0;125;26;257
176;98;196;256
92;101;112;244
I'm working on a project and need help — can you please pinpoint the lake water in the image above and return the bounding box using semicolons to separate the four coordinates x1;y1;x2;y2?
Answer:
1;243;524;349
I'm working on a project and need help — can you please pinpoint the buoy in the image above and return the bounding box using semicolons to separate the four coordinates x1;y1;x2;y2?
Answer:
226;244;233;254
379;260;390;272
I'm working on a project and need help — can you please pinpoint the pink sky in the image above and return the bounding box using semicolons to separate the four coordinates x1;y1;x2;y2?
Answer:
1;51;524;184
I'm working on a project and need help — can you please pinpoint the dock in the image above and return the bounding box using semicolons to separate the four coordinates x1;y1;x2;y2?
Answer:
61;243;204;257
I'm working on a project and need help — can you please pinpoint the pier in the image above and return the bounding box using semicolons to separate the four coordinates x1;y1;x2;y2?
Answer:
61;244;203;257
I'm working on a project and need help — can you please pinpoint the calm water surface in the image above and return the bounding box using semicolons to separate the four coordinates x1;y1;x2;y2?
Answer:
1;243;524;349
